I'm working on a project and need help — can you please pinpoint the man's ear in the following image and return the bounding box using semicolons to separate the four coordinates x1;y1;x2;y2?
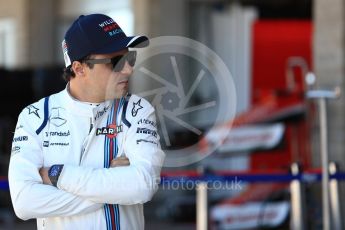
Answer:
72;61;85;76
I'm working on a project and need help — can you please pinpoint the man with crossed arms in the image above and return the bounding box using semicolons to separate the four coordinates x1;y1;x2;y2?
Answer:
9;14;165;230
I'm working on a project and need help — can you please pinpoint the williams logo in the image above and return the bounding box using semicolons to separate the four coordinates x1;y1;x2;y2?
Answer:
96;124;123;138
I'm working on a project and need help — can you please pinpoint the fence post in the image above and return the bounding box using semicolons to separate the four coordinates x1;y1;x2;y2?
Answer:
290;163;306;230
196;166;208;230
319;97;331;230
306;77;340;230
329;162;343;230
196;182;208;230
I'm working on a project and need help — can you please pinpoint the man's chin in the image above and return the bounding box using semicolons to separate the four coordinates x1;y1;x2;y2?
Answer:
105;90;128;100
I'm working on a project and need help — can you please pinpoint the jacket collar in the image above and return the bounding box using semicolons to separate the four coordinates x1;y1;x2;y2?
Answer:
61;84;112;120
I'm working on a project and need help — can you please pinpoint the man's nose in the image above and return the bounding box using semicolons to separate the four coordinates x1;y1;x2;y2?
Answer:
120;61;133;75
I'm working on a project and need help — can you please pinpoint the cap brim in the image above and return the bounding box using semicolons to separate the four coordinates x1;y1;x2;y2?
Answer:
95;35;149;55
127;36;149;48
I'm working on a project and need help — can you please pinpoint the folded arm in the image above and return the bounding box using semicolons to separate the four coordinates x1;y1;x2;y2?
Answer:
9;111;103;220
56;104;165;205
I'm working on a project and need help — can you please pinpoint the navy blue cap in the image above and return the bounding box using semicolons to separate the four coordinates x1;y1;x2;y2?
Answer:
62;14;149;67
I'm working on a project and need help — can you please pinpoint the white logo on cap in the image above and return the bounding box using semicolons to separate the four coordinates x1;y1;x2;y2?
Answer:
98;19;115;28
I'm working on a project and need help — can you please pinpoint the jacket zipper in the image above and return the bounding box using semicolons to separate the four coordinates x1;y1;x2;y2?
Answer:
89;117;93;134
79;117;94;164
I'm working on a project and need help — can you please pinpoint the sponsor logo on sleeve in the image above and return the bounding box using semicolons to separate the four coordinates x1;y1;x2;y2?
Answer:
136;139;158;146
12;136;28;143
137;119;157;127
136;127;157;137
96;124;123;138
132;99;143;117
26;105;40;118
11;146;21;155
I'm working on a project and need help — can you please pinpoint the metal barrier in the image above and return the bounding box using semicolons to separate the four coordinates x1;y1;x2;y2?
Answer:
329;162;343;230
290;163;306;230
306;73;341;230
196;182;208;230
161;164;345;230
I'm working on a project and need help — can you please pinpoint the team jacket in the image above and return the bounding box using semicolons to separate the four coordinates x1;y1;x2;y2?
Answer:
8;87;165;230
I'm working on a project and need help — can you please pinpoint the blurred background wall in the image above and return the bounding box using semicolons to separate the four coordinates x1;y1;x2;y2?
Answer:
314;0;345;168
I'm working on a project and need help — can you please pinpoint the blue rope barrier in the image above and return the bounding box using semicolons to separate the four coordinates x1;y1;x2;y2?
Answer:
0;179;9;190
330;172;345;180
161;174;296;184
161;172;345;184
0;172;344;191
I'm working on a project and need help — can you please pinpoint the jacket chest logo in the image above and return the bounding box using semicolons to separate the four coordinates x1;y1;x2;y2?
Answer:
132;99;143;117
50;107;67;127
96;124;123;138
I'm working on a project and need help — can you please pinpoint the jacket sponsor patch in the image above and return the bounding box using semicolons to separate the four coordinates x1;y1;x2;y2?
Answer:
26;105;40;118
137;118;157;127
50;107;67;127
11;146;21;155
45;130;70;137
12;136;28;143
50;142;69;146
136;127;157;137
136;139;158;145
43;141;49;147
96;124;123;138
15;125;24;130
95;106;110;121
43;141;69;147
132;99;143;117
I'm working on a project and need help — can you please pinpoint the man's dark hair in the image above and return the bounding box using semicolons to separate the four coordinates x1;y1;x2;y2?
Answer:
62;55;94;82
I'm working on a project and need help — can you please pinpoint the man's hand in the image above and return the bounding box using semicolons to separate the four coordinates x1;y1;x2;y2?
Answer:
110;156;130;168
39;167;53;185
